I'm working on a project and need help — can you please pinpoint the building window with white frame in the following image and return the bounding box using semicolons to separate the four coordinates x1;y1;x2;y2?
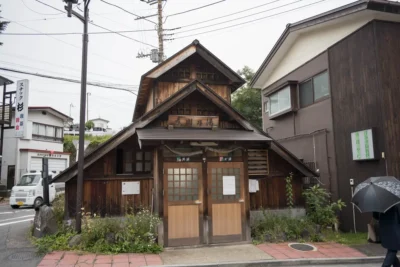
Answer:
32;122;63;142
269;86;291;116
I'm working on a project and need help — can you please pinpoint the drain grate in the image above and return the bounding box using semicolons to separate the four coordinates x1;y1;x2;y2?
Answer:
8;251;38;261
288;243;316;252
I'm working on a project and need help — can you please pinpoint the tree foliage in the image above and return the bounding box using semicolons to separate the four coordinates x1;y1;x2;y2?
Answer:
0;5;9;46
85;120;94;130
231;66;262;128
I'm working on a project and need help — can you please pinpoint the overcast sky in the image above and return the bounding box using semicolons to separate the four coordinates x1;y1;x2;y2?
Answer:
0;0;357;129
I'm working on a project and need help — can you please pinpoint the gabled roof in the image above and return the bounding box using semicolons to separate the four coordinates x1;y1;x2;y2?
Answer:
251;0;400;89
12;106;73;122
90;118;109;123
133;39;246;121
51;79;317;183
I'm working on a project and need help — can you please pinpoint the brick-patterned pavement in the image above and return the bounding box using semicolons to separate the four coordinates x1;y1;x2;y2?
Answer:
37;251;163;267
37;242;369;266
257;242;367;259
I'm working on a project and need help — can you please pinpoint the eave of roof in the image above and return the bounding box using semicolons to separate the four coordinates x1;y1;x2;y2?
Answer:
132;39;246;121
250;0;378;88
52;78;318;183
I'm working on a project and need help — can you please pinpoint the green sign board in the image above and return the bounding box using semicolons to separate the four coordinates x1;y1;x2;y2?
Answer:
351;129;375;160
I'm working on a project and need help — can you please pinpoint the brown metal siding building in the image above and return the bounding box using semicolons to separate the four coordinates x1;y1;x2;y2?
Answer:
251;0;400;231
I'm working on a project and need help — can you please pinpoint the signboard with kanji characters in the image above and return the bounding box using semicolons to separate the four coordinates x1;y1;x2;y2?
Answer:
15;80;29;138
168;115;219;128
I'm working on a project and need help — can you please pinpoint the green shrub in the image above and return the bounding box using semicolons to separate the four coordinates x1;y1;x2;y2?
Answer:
78;208;162;254
32;231;76;254
31;199;162;254
251;211;321;242
303;185;346;227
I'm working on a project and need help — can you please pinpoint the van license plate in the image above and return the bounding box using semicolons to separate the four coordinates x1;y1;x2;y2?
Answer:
17;201;24;206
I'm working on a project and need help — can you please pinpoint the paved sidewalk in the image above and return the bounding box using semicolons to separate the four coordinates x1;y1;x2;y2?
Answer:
38;252;163;267
37;242;371;267
257;242;366;259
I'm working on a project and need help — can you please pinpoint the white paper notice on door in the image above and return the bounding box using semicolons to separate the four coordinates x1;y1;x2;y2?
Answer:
223;176;236;195
122;181;140;195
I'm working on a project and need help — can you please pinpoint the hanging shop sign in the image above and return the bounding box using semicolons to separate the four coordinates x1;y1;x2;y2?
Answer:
15;80;29;138
168;115;219;128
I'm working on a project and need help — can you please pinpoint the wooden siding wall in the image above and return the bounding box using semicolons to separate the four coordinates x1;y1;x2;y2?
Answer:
148;91;242;129
328;21;398;231
249;176;303;210
66;178;154;217
374;21;400;177
155;82;231;105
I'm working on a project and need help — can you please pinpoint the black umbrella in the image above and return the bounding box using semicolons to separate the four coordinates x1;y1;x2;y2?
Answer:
351;176;400;213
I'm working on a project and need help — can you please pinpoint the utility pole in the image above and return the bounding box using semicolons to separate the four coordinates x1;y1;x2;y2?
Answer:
138;0;165;64
64;0;90;233
69;103;74;117
157;0;164;63
86;92;91;121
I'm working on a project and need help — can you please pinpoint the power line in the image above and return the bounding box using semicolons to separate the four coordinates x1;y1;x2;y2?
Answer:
0;67;138;94
4;18;132;69
174;0;304;35
137;0;226;21
0;51;136;84
99;0;157;25
163;0;226;23
172;0;329;39
2;29;156;36
34;0;158;48
174;0;281;29
20;0;64;16
0;59;137;87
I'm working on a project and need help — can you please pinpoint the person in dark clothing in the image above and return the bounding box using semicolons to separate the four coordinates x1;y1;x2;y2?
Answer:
373;205;400;267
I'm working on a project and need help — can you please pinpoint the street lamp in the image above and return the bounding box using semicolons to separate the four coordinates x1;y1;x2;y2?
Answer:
64;0;91;233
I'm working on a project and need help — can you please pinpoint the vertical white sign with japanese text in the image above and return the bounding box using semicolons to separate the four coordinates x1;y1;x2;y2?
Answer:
15;80;29;138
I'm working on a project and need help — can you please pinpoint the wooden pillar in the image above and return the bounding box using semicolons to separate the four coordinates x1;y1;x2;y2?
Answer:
153;147;159;215
243;150;251;241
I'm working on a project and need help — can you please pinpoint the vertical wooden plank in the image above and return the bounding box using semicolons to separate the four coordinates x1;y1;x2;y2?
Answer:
153;148;159;214
243;151;251;241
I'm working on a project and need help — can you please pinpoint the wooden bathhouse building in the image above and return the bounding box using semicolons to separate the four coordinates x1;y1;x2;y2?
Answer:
52;40;316;247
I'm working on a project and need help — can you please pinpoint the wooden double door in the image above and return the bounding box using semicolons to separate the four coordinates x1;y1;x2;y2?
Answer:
163;162;245;247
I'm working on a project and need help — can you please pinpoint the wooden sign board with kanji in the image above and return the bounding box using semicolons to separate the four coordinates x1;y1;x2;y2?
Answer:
168;115;219;128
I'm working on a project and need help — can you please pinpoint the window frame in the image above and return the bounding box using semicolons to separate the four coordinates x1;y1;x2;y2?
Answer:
32;122;63;142
268;86;292;116
298;71;330;108
120;150;153;175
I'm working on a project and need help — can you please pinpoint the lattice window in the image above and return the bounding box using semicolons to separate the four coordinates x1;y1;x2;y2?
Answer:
169;103;191;115
211;168;240;200
167;168;199;201
196;104;217;116
171;67;190;79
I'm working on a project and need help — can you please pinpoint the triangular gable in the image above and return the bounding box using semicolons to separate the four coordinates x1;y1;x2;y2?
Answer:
133;40;246;121
137;79;253;131
143;40;244;84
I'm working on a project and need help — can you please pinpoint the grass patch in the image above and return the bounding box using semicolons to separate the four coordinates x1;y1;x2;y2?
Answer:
323;231;368;245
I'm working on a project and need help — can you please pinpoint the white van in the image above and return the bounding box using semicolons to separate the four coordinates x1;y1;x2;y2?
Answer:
9;171;64;209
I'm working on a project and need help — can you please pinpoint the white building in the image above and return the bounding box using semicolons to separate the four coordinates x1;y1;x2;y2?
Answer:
1;106;73;187
64;117;116;136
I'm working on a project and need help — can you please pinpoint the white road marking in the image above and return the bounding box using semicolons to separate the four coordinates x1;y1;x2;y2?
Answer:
0;218;33;227
0;212;13;215
0;215;34;223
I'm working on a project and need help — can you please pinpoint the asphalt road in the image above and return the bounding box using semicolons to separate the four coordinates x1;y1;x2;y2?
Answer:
0;203;43;267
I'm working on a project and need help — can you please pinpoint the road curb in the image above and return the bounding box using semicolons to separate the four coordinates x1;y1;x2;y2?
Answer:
148;256;386;267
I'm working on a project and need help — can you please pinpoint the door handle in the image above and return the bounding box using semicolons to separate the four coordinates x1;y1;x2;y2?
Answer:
238;199;244;203
195;200;202;204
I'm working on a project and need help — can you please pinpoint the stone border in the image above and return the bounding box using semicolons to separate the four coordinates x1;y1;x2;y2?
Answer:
150;256;387;267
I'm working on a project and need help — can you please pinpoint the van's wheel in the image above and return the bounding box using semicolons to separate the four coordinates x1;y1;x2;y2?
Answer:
34;197;43;209
11;205;19;209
